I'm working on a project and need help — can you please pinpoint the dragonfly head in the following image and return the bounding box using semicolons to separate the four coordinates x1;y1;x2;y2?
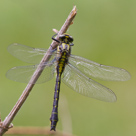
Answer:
59;33;74;45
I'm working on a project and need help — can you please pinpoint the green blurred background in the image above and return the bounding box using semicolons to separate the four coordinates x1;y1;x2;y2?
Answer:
0;0;135;136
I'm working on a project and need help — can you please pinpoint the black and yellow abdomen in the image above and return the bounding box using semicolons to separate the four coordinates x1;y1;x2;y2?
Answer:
50;51;69;131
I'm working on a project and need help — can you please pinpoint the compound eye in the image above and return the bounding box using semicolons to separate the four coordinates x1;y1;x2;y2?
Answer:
59;35;65;41
68;36;73;42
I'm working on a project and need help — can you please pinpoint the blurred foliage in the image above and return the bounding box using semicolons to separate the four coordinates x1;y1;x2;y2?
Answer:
0;0;136;136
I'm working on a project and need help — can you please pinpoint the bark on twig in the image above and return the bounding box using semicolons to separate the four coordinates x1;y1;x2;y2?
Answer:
0;6;77;136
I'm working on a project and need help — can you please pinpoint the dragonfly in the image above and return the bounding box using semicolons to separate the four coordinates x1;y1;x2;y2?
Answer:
6;33;131;131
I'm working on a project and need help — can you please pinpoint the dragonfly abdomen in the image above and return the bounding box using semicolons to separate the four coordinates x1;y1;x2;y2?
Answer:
50;73;61;131
50;51;69;131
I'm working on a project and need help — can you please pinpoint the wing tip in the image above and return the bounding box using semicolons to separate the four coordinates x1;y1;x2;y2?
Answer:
120;69;131;81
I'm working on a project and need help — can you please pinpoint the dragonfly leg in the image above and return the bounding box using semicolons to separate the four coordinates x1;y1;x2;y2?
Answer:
70;43;74;46
52;34;60;43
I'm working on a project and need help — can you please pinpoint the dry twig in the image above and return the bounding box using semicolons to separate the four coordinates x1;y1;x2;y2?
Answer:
0;6;77;136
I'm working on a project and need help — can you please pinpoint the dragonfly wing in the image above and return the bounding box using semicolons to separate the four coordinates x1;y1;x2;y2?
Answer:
6;62;55;84
62;63;117;102
69;55;131;81
8;43;55;64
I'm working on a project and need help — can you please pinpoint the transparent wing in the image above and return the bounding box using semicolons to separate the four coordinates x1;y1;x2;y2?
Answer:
8;43;55;64
62;63;117;102
69;55;131;81
6;62;55;84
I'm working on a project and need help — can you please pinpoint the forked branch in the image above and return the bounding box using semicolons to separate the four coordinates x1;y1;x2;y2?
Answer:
0;6;77;136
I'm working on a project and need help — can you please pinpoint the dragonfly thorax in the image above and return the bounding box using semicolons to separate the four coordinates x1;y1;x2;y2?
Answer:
57;43;71;54
57;33;74;55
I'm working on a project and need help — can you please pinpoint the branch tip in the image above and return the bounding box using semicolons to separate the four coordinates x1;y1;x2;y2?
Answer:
53;29;59;34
